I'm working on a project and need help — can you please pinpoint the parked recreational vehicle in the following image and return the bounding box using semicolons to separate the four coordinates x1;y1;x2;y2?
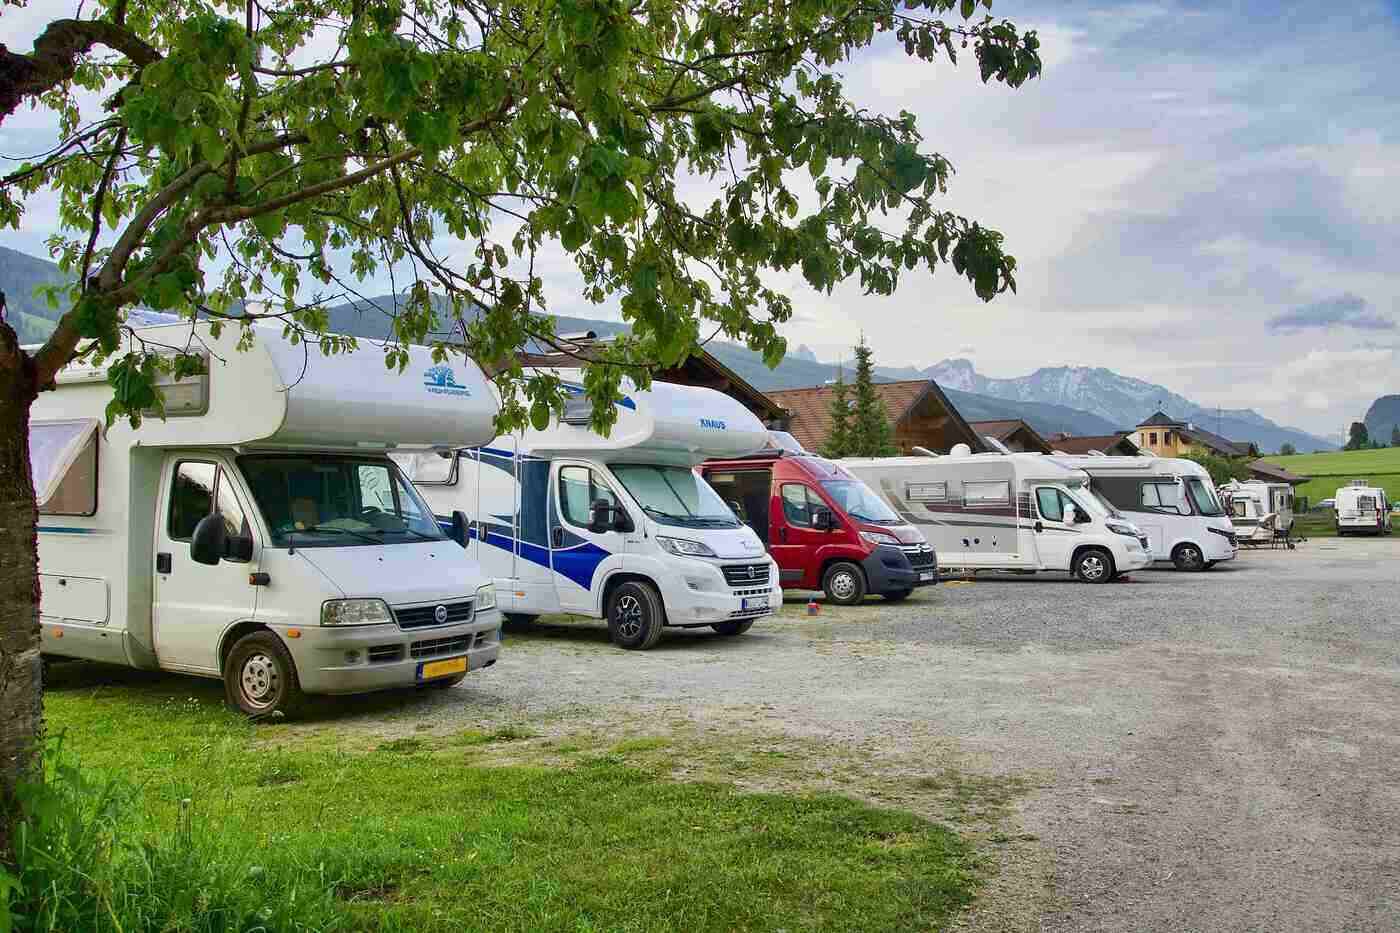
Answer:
33;323;503;716
842;447;1152;583
1334;480;1393;536
1220;480;1295;536
401;373;782;649
698;450;938;605
1046;456;1237;570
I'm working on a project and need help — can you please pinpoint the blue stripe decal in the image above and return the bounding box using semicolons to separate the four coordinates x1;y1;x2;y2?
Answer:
467;527;610;591
37;525;110;535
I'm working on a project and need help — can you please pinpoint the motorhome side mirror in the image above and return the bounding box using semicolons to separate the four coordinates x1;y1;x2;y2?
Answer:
224;534;254;562
190;514;227;566
590;499;614;533
1073;508;1092;524
450;510;470;548
813;508;835;531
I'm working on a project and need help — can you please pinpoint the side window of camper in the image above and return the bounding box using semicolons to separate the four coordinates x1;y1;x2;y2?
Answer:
780;484;816;527
963;481;1011;507
1231;500;1248;518
169;462;217;540
30;419;99;516
1035;488;1065;522
1141;482;1186;514
558;466;619;528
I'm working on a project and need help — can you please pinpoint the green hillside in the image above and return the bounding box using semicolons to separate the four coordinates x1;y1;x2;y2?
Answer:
1271;447;1400;507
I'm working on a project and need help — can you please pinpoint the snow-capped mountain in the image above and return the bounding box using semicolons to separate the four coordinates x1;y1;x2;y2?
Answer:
924;359;1333;452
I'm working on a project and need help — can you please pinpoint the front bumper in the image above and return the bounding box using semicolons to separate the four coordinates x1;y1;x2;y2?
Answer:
863;545;939;594
1202;530;1238;562
280;611;501;694
657;559;783;627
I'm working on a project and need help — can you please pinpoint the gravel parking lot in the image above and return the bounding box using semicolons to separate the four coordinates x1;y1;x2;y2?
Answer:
304;537;1400;930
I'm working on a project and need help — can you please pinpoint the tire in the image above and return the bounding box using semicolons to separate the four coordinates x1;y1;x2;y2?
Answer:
1073;548;1114;584
502;613;537;628
606;581;667;650
1204;561;1218;570
822;561;868;606
224;631;305;718
883;589;913;602
710;620;754;636
1172;543;1206;572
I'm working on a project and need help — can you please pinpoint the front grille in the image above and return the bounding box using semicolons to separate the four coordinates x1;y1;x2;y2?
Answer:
410;634;472;659
732;586;768;598
899;544;936;569
722;563;771;587
393;599;473;630
367;644;403;664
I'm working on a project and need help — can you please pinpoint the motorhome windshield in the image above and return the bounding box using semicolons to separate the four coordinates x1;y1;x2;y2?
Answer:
610;464;740;528
1083;485;1123;519
1185;477;1225;517
820;479;901;524
239;455;445;547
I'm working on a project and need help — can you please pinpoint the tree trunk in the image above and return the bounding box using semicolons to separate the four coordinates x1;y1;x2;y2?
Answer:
0;317;42;862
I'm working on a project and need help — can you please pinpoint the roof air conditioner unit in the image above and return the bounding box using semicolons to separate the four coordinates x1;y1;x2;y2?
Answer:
950;443;972;457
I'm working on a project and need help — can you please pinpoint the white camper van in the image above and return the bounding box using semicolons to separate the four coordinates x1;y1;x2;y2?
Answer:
401;372;782;649
1046;456;1237;570
841;447;1152;583
32;323;503;716
1220;480;1295;536
1334;480;1392;536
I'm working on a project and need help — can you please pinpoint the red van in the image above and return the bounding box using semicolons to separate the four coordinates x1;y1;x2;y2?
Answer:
700;451;938;604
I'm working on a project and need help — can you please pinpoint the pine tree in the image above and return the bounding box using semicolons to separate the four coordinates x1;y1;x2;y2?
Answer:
1346;422;1370;451
1391;424;1399;448
823;370;853;458
848;338;897;456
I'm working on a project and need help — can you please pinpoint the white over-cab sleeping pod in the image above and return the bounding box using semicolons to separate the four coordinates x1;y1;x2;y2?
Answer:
1334;480;1392;536
401;372;781;649
1046;455;1237;570
841;448;1152;583
33;322;502;716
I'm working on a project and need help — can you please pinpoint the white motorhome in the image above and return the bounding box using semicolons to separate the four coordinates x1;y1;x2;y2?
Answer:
401;372;782;649
841;447;1152;583
1334;480;1393;536
33;322;503;716
1220;480;1295;536
1046;456;1237;571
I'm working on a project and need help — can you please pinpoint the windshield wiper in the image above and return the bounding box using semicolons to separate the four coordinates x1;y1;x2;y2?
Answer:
306;524;381;545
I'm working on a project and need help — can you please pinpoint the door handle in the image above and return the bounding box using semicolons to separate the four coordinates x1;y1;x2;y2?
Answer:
1033;521;1044;533
551;527;563;548
156;552;172;574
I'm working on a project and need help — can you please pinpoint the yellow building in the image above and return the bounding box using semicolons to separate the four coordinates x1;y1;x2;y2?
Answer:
1129;411;1258;459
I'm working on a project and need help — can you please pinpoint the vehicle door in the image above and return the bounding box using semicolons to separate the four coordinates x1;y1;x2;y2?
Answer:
768;482;837;588
1136;481;1187;557
1030;486;1082;571
152;456;259;673
549;462;629;613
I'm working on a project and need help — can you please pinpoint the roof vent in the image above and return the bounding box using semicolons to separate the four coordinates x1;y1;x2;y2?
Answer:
983;436;1013;455
911;446;939;458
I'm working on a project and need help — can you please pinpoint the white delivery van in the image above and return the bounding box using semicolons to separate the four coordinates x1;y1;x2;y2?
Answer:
841;446;1151;583
1219;479;1296;536
399;372;782;649
32;322;503;716
1334;480;1393;536
1046;455;1237;570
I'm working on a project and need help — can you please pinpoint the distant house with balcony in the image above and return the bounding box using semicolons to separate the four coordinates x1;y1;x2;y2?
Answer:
1129;411;1259;459
1047;432;1141;456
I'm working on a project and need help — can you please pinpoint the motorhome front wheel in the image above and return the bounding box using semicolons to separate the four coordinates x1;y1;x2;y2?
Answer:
606;581;667;650
822;562;868;606
1172;543;1205;572
224;631;305;717
1073;549;1114;584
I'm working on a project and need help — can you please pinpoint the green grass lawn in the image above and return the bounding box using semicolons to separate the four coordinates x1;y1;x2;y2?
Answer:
30;665;978;932
1267;447;1400;510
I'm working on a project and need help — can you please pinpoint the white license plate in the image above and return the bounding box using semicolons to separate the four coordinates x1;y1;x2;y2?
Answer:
918;572;934;582
742;596;769;611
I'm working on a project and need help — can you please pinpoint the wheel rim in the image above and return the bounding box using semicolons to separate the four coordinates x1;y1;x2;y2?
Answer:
614;594;645;639
239;653;280;709
1180;546;1202;569
830;571;857;601
1080;554;1107;581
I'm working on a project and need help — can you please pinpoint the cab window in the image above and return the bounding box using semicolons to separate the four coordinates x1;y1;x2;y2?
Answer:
558;466;619;528
780;484;817;528
169;462;217;540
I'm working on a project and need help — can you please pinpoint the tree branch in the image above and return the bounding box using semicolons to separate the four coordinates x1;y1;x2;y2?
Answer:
0;18;161;126
80;125;127;290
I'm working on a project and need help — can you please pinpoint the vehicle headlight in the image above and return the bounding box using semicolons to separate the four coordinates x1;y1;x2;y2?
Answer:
320;598;393;626
1105;521;1139;538
860;530;901;547
475;583;496;613
656;536;718;558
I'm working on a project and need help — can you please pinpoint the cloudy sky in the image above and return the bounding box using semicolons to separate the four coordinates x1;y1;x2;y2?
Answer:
2;1;1397;437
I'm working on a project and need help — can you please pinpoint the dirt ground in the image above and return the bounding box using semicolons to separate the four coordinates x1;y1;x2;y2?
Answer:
261;537;1400;930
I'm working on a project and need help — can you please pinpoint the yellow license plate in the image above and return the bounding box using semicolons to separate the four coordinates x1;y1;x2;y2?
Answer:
420;656;467;680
